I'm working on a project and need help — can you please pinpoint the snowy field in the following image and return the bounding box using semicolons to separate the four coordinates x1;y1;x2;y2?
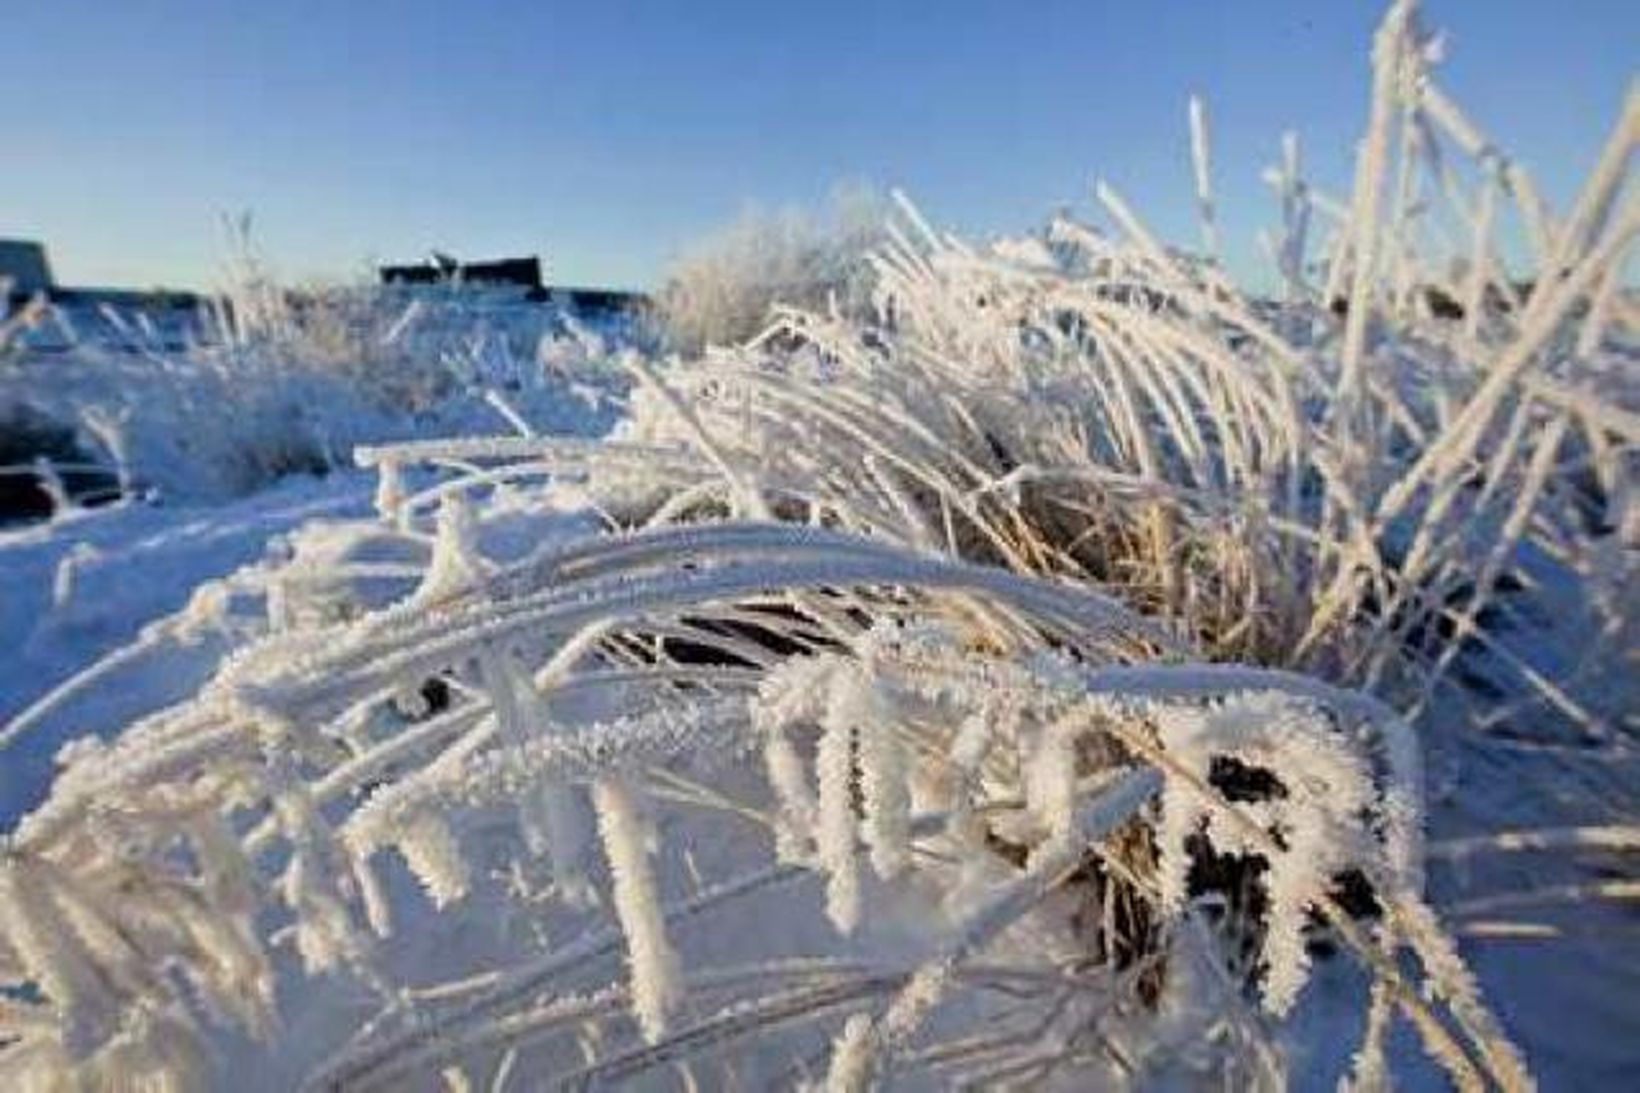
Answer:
2;2;1636;1089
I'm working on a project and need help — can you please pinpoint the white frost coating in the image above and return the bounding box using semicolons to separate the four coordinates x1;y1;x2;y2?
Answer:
763;724;818;862
372;456;405;525
826;1014;878;1093
410;492;482;606
851;677;911;880
753;656;833;860
1155;693;1374;1015
0;538;1514;1089
394;812;470;909
816;679;862;934
1337;0;1416;408
592;777;682;1044
1188;94;1219;258
1344;976;1394;1091
478;649;595;904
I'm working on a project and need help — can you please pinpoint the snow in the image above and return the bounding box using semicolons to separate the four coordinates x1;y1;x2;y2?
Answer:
0;472;378;825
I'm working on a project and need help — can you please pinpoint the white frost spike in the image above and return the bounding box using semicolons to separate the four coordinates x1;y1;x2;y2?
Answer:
826;1013;878;1093
372;457;405;525
52;543;98;611
411;493;482;606
395;812;469;909
754;653;837;729
283;844;356;976
1188;94;1219;258
1156;778;1204;915
1344;979;1394;1091
753;656;833;861
764;723;818;862
950;700;999;774
351;853;393;938
592;777;682;1043
852;680;910;879
816;678;861;934
1398;896;1533;1090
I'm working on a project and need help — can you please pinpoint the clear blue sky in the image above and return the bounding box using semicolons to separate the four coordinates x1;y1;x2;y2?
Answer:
1;1;1632;292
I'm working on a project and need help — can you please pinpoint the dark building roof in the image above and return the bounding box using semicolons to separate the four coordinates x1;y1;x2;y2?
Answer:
380;255;543;290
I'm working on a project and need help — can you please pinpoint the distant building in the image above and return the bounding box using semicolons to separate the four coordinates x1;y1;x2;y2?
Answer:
378;252;649;317
380;253;544;292
0;239;54;296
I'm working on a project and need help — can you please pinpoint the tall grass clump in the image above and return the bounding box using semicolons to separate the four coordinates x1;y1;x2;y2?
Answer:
621;3;1636;749
1;1;1633;1088
657;183;889;354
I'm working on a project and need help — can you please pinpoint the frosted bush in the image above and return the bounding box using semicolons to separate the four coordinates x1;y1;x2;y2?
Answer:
657;183;888;353
606;3;1637;750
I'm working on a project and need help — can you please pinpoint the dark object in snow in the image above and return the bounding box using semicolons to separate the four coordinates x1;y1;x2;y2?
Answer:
1209;755;1287;803
417;676;453;717
0;406;122;524
651;605;839;670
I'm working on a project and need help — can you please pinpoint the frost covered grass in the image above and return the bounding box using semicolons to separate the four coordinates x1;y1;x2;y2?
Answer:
2;0;1637;1088
655;183;887;354
616;82;1637;748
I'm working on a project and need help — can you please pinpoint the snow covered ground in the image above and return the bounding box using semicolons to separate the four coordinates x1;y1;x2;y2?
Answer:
0;472;379;824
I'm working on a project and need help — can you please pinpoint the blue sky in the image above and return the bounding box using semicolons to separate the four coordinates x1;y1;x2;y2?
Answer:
1;1;1632;291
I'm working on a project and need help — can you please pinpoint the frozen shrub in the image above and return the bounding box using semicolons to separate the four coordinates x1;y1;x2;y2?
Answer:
657;183;888;353
610;15;1637;747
